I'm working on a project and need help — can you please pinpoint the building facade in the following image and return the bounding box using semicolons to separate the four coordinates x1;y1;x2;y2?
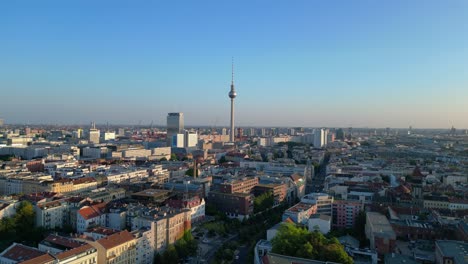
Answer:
167;113;184;146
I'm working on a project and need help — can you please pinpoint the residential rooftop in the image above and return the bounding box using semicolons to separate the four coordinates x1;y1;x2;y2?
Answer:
41;234;84;250
436;240;468;264
285;202;315;213
0;243;48;263
97;230;135;250
366;212;396;239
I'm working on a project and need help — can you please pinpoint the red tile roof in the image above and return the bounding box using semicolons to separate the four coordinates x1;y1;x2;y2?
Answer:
42;234;84;249
1;243;47;263
78;202;107;220
78;206;100;220
19;253;55;264
97;230;135;250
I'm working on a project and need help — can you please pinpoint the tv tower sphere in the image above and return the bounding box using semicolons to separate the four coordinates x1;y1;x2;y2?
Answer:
229;90;237;98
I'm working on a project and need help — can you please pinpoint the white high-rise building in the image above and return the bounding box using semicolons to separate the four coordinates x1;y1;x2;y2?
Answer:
167;113;184;146
89;122;100;144
104;132;116;141
73;128;83;139
323;129;328;146
251;128;257;136
184;130;198;148
172;134;185;148
313;129;326;148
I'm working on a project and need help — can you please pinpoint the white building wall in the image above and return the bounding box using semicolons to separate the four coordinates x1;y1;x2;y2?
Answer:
35;203;69;229
104;132;116;141
448;202;468;210
190;199;205;223
135;229;155;264
185;132;198;148
314;129;325;148
76;212;106;234
444;175;467;186
89;130;100;144
0;201;18;219
172;134;185;148
107;211;127;230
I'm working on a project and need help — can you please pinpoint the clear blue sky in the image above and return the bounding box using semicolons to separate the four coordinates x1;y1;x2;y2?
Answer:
1;1;467;128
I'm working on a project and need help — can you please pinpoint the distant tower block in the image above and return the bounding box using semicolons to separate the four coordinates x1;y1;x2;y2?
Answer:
167;113;184;146
89;121;100;144
228;59;237;142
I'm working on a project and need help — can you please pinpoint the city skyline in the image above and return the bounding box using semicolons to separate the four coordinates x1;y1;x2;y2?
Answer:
1;1;468;128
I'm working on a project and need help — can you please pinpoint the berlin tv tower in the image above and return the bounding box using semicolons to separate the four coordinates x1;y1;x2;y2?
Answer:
228;59;237;143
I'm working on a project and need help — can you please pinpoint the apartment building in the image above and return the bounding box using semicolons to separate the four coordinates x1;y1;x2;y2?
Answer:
253;183;288;204
282;202;317;224
49;179;74;194
90;230;137;264
219;177;259;194
365;212;396;255
35;200;70;229
301;193;334;216
106;169;148;184
131;207;191;253
71;177;97;193
77;202;107;233
332;200;363;229
0;174;52;195
208;191;253;219
132;228;155;264
423;195;450;210
55;244;98;264
38;234;85;254
0;243;54;264
167;195;206;223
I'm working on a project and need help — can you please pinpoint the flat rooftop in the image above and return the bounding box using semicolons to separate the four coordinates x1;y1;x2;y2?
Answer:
436;240;468;264
384;253;418;264
285;202;315;213
366;212;396;239
132;189;170;198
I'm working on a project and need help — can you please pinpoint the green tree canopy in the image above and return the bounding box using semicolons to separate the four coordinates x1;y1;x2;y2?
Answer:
254;192;274;213
185;168;198;177
162;245;179;263
271;223;353;264
0;201;45;251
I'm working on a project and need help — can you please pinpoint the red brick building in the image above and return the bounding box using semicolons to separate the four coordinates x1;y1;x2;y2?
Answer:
208;191;253;219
